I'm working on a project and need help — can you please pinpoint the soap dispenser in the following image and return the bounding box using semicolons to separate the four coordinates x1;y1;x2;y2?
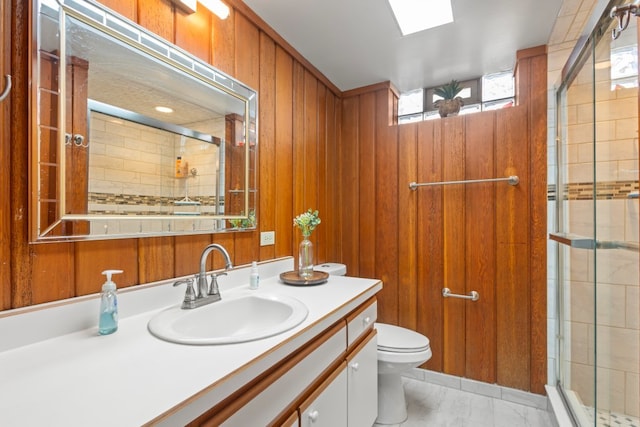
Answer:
98;269;123;335
249;261;259;290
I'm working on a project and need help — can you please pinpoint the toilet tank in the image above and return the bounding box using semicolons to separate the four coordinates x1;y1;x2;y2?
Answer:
314;263;346;276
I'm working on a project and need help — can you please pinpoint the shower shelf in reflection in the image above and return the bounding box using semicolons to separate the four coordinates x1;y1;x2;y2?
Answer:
549;233;639;252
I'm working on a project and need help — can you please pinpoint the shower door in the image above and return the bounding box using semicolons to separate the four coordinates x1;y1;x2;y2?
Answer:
554;2;639;426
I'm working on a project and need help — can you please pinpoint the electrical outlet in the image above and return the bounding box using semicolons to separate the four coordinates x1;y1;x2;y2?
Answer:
260;231;275;246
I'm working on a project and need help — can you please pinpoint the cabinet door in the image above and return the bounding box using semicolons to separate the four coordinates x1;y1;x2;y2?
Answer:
347;331;378;427
300;363;347;427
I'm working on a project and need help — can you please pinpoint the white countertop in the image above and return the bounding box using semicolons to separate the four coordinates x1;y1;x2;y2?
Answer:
0;257;381;426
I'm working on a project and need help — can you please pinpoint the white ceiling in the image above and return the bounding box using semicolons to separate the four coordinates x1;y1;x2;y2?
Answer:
242;0;563;93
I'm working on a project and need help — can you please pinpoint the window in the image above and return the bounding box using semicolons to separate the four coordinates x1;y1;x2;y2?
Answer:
398;71;514;123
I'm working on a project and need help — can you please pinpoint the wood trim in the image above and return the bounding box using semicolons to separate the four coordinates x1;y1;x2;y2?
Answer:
297;361;347;415
342;80;399;99
516;45;547;61
0;0;11;310
346;328;376;364
191;321;346;426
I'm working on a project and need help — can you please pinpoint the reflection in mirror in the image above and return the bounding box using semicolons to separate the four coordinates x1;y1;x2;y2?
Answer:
33;0;257;241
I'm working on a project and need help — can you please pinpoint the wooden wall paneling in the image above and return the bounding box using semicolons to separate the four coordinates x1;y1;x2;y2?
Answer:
316;83;328;264
397;123;418;329
273;47;293;259
67;58;89;235
463;112;497;383
9;0;30;309
320;93;341;262
138;236;175;283
211;7;235;75
232;12;260;265
527;52;549;395
340;96;359;275
258;32;276;261
174;234;212;276
0;0;11;309
374;89;398;324
291;61;305;263
137;0;174;42
74;239;139;295
211;233;236;269
495;106;531;390
325;94;340;263
30;243;75;304
174;4;211;63
417;120;444;371
302;70;318;252
441;116;466;377
99;0;137;20
358;92;376;279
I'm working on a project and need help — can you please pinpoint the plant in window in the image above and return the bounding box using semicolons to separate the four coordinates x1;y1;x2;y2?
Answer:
433;79;464;118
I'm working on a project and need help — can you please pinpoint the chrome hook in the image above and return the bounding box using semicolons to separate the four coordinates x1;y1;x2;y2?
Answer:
0;75;11;102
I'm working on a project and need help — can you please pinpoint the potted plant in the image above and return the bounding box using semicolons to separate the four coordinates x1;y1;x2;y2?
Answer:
433;79;464;117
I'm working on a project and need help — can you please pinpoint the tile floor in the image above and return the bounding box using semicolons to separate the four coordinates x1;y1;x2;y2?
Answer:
374;377;555;427
586;408;639;427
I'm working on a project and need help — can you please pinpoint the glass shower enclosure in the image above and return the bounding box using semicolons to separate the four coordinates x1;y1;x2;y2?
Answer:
554;0;639;425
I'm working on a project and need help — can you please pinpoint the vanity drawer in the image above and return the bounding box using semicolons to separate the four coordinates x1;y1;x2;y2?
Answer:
346;297;377;348
218;322;347;426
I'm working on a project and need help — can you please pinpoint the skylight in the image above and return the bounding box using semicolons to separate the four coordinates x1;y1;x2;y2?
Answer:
388;0;454;36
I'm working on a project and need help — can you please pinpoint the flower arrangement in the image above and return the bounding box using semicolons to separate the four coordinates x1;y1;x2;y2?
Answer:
293;209;321;238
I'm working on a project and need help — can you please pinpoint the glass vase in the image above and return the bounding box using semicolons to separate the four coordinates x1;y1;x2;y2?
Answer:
298;237;314;279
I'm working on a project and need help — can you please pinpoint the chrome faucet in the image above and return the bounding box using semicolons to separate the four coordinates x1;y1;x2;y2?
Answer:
197;243;233;297
174;243;233;309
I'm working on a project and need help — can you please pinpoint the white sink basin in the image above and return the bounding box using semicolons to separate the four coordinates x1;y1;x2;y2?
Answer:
148;292;308;345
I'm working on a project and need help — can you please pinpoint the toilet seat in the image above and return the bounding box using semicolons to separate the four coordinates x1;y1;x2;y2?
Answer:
375;323;430;353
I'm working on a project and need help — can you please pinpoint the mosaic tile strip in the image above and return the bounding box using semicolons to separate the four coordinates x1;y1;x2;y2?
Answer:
88;192;222;215
548;181;638;201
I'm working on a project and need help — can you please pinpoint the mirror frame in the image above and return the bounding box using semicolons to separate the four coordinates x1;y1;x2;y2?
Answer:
31;0;258;242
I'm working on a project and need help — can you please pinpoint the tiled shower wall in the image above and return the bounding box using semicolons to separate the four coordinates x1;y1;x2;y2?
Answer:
88;112;223;211
563;24;639;417
86;112;225;234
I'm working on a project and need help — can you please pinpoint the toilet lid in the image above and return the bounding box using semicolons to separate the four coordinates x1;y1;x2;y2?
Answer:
375;323;430;353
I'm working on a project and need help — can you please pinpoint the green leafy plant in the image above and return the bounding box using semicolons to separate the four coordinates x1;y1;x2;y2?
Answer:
229;209;256;229
293;209;321;238
434;79;463;100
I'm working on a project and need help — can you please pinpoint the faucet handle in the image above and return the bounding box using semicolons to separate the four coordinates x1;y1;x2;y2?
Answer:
208;272;227;296
173;278;196;308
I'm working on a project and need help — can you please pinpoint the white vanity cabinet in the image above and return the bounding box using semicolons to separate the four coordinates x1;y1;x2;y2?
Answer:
198;297;378;426
347;332;378;427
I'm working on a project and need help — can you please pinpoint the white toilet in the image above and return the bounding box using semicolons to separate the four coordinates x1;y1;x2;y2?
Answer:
314;263;432;425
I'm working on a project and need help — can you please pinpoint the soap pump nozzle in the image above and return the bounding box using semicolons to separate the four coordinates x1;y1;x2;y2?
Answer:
101;269;123;291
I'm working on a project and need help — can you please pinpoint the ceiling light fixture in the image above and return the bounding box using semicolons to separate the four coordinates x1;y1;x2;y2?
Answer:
388;0;453;36
155;106;174;113
175;0;230;19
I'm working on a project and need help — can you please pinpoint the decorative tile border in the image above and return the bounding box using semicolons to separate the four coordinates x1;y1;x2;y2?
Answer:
88;192;221;215
548;181;638;201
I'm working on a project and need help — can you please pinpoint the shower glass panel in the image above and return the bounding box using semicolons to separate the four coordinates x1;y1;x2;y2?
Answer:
555;2;639;426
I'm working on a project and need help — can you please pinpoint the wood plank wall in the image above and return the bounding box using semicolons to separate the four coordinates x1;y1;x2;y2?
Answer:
3;0;547;394
3;0;341;308
340;47;548;393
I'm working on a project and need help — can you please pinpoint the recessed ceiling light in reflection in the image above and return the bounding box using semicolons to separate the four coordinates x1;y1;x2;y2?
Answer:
155;106;174;113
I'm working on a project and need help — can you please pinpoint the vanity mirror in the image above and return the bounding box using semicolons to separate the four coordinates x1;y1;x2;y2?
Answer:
32;0;257;241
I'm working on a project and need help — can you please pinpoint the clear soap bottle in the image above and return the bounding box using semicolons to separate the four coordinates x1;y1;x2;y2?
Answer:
98;269;123;335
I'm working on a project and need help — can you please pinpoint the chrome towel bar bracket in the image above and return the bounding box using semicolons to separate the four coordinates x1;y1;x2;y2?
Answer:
442;287;480;301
